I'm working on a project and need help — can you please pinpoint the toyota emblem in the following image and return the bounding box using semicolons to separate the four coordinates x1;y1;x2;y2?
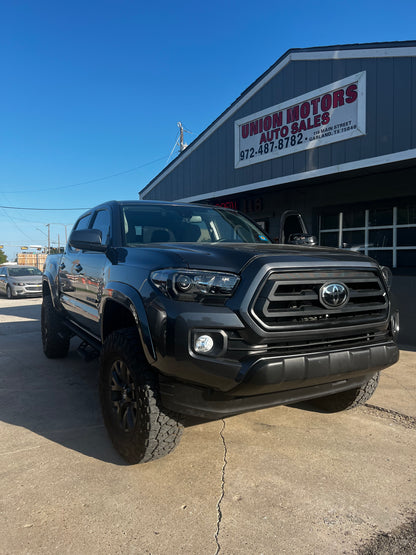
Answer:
319;282;349;309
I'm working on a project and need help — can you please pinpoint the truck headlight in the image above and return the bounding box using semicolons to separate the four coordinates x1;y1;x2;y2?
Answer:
150;269;240;301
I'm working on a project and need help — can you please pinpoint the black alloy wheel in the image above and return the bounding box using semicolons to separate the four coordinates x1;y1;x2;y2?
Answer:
110;359;138;433
99;328;183;464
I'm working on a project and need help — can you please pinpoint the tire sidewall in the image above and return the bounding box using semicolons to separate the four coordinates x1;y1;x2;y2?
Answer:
41;295;70;358
99;328;183;464
99;331;151;461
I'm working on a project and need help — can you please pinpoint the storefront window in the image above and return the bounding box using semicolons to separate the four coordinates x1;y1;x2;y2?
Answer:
318;201;416;270
320;213;339;230
397;206;416;225
343;209;365;228
397;227;416;246
369;229;393;248
343;230;365;249
369;207;392;227
320;232;338;248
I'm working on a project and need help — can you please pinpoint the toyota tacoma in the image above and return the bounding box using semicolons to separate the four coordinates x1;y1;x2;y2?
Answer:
42;200;399;463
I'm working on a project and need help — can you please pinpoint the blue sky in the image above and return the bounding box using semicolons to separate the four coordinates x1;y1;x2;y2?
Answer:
0;0;414;260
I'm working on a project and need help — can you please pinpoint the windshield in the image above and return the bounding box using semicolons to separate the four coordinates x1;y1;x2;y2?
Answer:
122;204;272;246
8;267;42;277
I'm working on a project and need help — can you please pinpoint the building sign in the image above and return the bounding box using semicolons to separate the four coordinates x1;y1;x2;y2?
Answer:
215;197;263;214
234;71;366;168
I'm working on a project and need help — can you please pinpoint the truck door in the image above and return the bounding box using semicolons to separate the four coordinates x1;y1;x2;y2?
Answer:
59;209;110;339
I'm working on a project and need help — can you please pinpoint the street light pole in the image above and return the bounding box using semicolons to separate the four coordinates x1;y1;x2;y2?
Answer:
45;224;50;254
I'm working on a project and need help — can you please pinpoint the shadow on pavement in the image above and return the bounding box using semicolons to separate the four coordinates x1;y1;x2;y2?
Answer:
0;309;128;464
0;303;213;465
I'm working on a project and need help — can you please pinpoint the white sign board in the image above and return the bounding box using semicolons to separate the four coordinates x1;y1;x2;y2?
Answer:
234;71;366;168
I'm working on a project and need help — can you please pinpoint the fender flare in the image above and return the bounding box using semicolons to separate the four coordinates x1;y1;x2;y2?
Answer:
101;282;156;363
42;270;59;306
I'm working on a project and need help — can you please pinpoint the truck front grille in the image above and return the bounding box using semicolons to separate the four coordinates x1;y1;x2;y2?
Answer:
251;269;389;331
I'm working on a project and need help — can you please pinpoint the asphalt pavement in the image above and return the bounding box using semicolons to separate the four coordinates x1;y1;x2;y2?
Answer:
0;297;415;554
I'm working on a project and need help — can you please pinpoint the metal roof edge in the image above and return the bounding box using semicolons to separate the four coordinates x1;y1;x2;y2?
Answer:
174;149;416;203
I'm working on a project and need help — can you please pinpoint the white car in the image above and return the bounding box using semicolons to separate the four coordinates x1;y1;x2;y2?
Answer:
0;265;43;298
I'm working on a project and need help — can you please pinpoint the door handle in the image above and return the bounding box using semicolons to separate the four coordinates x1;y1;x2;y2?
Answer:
75;263;83;273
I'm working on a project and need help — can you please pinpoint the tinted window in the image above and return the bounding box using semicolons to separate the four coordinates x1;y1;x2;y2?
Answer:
74;213;92;231
91;210;111;245
122;204;271;245
369;208;392;227
9;267;42;276
397;205;416;225
343;208;365;228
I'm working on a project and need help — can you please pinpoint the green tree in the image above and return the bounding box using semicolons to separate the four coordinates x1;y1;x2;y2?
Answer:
0;247;7;264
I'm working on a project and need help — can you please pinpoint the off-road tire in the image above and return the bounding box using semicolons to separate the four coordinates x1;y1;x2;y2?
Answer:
99;328;183;464
311;372;380;412
41;295;70;358
6;285;12;299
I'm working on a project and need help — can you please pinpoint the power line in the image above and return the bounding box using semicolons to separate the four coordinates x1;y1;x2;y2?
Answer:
0;206;33;241
0;205;88;211
0;155;167;195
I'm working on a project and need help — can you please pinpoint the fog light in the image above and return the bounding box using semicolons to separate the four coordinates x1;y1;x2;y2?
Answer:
194;334;214;354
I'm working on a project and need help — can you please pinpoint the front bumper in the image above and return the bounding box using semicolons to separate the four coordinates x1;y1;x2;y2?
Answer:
159;342;399;419
10;284;42;297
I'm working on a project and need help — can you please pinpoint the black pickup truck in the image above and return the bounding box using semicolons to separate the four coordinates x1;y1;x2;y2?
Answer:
42;200;399;464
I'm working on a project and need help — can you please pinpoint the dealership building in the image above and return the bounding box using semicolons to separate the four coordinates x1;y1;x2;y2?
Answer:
140;41;416;347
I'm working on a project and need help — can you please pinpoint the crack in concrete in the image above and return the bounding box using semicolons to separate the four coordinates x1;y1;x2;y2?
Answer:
214;419;227;555
363;404;416;429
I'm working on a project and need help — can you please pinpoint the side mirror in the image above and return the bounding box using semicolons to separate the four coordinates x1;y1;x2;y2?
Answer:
69;229;106;252
287;233;317;246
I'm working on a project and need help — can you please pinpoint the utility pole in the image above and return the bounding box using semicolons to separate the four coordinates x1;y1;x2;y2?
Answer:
46;224;50;254
177;122;188;153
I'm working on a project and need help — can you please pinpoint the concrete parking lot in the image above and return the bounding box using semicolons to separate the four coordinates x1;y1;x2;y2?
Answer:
0;297;415;554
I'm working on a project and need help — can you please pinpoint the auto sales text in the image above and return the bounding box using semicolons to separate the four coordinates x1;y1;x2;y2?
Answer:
241;84;358;143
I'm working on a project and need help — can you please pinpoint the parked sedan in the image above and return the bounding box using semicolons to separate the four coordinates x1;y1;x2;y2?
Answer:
0;266;43;298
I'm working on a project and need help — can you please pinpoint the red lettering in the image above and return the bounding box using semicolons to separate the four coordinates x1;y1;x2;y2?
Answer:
314;114;321;127
300;102;310;119
260;133;267;144
286;106;299;124
307;118;315;130
333;89;344;108
299;120;307;132
311;98;320;114
346;84;358;103
291;122;299;134
321;94;332;111
281;125;289;137
321;112;330;125
250;121;258;136
242;124;249;139
263;116;272;131
273;112;283;127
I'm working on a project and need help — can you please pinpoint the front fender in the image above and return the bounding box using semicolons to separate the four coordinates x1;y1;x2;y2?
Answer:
102;282;156;363
42;270;60;307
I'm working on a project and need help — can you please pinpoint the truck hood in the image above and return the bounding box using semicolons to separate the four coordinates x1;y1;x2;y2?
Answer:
125;242;378;274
